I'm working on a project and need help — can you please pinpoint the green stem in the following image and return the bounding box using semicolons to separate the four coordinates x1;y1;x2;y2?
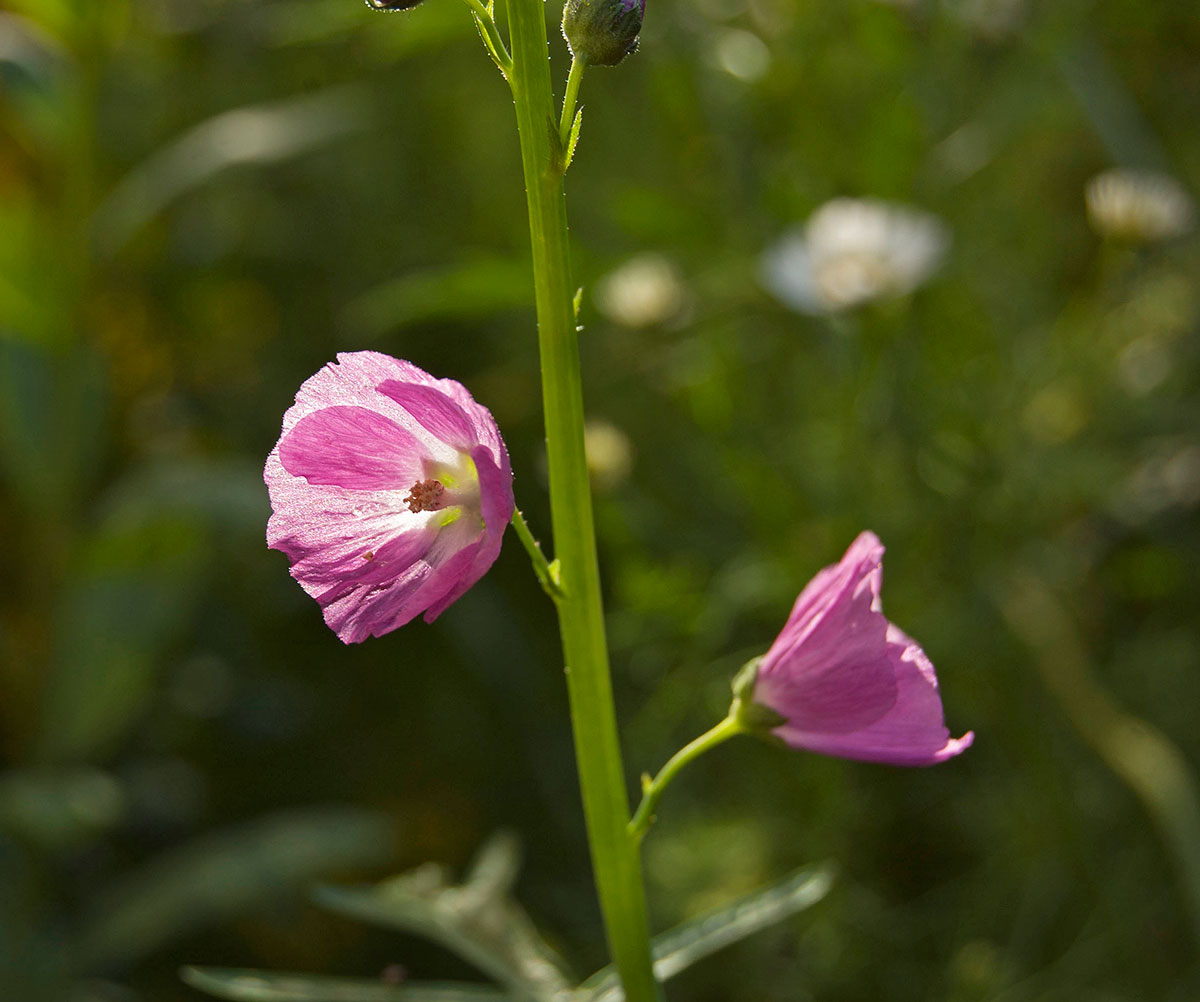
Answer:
511;508;562;599
629;714;746;843
559;56;586;147
503;1;660;998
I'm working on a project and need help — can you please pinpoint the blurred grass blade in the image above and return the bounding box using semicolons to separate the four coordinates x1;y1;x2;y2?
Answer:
0;339;107;515
1057;37;1168;171
343;256;534;338
98;458;270;535
999;570;1200;950
314;835;570;1002
182;967;510;1002
36;517;206;763
36;458;264;763
93;86;369;256
75;808;394;972
581;862;835;1000
0;767;124;851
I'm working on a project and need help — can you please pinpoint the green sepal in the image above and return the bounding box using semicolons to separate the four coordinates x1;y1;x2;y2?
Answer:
730;656;761;702
729;657;786;733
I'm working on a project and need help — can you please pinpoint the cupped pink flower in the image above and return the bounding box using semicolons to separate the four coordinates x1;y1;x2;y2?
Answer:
265;352;514;644
744;531;973;766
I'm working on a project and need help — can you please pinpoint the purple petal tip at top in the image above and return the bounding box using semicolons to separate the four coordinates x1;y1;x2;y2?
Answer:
749;531;973;766
264;352;514;644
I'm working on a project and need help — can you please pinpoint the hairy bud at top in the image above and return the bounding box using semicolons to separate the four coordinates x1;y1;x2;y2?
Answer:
562;0;645;67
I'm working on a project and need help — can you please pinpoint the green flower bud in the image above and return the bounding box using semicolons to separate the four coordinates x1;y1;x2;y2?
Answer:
562;0;645;67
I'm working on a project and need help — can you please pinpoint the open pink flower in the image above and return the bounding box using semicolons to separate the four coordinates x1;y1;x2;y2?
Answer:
743;531;972;766
265;352;514;644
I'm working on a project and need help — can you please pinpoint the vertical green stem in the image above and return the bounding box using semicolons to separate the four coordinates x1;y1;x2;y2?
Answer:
504;2;661;1000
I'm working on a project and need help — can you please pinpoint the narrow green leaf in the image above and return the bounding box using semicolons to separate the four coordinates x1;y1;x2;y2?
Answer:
92;87;369;256
182;967;511;1002
75;809;394;971
563;109;583;172
313;836;571;1002
343;256;533;337
580;862;835;1000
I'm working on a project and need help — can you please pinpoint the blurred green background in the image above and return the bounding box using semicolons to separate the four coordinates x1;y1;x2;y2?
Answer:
1;0;1198;999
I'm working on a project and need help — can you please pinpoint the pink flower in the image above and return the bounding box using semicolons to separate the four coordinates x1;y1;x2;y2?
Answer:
741;531;973;766
264;352;514;644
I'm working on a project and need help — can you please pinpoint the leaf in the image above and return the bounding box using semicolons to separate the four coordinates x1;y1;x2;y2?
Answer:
92;86;370;256
74;808;395;972
33;458;265;762
563;109;583;172
36;517;206;763
0;768;124;851
314;835;571;1002
182;968;510;1002
97;458;269;536
580;862;836;1000
0;339;107;515
342;256;533;338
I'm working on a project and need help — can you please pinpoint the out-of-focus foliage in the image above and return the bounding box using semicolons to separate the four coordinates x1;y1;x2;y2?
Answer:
0;0;1197;1000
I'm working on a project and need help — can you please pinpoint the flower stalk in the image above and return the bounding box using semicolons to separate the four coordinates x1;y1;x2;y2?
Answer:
558;56;585;147
504;0;661;998
511;508;562;600
629;713;747;843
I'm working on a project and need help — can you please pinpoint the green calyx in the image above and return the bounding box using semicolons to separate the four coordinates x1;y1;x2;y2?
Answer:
729;657;787;733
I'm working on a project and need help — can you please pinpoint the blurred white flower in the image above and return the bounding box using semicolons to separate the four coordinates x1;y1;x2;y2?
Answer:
1085;169;1194;242
1112;441;1200;524
584;419;635;492
944;0;1027;39
594;254;687;328
762;198;950;313
709;28;771;82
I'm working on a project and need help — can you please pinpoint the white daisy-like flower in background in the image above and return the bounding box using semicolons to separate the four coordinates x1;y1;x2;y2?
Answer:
584;419;635;492
593;254;687;328
1085;169;1194;243
762;198;950;314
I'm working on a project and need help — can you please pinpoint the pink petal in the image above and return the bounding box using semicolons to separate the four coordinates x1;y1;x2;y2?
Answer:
420;444;515;623
770;625;972;765
286;352;442;428
278;406;423;490
375;380;478;451
768;531;884;656
319;557;437;643
757;531;896;733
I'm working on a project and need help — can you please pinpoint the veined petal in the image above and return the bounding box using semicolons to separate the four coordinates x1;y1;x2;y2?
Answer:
766;531;885;665
318;557;436;643
770;626;973;765
376;380;478;452
278;405;423;490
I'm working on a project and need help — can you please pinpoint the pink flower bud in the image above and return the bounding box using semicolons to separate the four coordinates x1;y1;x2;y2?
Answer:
742;532;973;766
